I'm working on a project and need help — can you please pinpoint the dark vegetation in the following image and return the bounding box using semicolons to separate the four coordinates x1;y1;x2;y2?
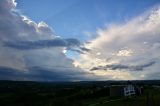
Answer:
0;80;160;106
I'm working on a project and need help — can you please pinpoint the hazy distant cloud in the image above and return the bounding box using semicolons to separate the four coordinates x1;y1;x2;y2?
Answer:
90;61;156;71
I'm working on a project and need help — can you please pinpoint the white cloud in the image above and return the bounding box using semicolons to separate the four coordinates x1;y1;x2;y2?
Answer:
75;6;160;80
117;49;133;57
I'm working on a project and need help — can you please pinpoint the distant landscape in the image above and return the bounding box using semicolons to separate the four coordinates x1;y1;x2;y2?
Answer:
0;80;160;106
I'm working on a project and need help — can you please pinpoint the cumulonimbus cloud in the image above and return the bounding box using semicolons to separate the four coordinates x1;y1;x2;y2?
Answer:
0;0;97;81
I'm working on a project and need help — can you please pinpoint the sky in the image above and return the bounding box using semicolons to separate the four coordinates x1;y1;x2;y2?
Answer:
0;0;160;81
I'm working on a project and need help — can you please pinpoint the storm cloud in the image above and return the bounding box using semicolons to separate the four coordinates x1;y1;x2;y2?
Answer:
0;66;95;81
0;0;96;81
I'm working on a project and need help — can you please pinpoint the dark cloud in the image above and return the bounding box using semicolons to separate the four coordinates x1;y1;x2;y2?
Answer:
0;66;93;81
65;38;81;46
3;38;90;53
4;39;65;49
90;61;156;71
80;47;90;52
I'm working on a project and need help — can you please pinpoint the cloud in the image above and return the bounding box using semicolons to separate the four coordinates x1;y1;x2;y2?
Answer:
0;66;97;81
75;6;160;80
3;38;89;53
0;0;96;81
1;0;160;81
90;61;156;71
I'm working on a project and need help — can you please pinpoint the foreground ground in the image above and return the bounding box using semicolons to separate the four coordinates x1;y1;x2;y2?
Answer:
0;80;160;106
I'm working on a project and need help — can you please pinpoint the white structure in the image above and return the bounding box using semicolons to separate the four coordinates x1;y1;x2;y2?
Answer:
124;85;135;97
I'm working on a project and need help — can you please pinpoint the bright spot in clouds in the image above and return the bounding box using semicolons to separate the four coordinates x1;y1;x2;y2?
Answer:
117;49;133;57
63;49;67;54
